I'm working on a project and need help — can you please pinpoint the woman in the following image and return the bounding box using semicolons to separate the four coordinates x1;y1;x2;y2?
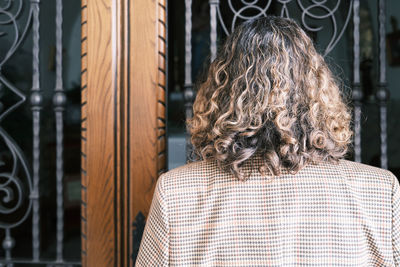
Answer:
136;16;400;266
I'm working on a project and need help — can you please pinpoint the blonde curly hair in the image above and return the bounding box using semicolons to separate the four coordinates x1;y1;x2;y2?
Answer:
187;16;353;181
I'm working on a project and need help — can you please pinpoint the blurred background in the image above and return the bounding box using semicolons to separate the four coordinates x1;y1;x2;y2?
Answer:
0;0;399;266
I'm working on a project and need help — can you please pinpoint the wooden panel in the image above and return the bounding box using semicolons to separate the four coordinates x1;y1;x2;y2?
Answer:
129;0;167;264
116;0;129;266
81;0;115;266
82;0;166;265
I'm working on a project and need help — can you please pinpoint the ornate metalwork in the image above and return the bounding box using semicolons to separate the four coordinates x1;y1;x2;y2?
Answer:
213;0;353;57
53;0;66;262
352;0;362;163
377;0;388;169
0;0;34;263
209;0;218;61
184;0;194;161
30;0;41;261
296;0;353;56
0;0;79;265
184;0;192;87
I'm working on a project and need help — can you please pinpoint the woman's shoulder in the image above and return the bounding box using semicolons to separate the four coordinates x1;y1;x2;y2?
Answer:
159;159;218;188
337;159;396;185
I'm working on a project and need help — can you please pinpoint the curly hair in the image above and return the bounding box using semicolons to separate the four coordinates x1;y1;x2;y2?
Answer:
187;16;353;181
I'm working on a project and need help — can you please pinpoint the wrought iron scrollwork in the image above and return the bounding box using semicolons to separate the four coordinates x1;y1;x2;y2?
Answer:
0;129;32;230
213;0;353;57
0;0;37;263
0;126;33;259
297;0;353;56
0;0;34;223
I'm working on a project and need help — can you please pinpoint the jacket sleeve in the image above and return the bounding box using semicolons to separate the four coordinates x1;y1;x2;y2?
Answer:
135;174;169;267
392;172;400;265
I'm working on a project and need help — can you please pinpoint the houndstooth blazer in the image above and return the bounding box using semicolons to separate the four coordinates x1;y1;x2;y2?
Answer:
135;155;400;266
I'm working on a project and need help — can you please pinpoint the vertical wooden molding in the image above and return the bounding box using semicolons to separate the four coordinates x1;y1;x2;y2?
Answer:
82;0;166;265
81;0;116;266
115;0;129;265
157;0;167;175
129;0;167;264
80;0;88;265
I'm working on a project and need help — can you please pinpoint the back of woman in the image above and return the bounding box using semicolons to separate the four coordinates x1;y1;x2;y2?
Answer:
136;16;400;266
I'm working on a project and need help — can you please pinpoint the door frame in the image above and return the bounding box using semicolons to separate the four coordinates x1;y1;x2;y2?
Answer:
81;0;167;265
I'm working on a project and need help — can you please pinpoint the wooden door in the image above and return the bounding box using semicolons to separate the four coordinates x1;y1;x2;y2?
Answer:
81;0;166;266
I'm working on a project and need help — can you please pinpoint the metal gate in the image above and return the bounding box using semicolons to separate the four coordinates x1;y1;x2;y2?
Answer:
0;0;81;266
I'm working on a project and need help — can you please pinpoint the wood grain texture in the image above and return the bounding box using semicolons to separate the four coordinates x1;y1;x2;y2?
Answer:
129;0;167;264
81;0;115;266
82;0;166;265
115;0;129;265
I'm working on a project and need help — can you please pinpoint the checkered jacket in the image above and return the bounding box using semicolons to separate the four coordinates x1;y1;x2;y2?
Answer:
135;156;400;266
